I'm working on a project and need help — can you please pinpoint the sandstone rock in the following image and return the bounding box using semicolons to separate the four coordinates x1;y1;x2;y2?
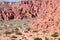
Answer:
29;0;60;34
0;0;39;20
0;0;60;34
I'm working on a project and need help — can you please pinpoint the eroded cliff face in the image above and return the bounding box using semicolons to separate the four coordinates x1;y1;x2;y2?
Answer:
29;0;60;33
0;0;60;33
0;0;39;20
0;0;57;20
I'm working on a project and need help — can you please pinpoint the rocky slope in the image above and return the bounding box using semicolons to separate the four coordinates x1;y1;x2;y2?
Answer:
29;0;60;34
0;0;38;20
0;0;60;40
0;0;60;33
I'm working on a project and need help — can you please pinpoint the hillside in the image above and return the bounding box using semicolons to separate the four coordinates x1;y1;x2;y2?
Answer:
0;0;60;40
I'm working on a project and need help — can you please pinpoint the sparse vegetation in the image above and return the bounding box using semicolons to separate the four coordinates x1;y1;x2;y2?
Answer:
34;37;42;40
15;28;19;31
0;20;3;23
51;32;59;37
1;18;60;40
15;31;22;35
45;37;49;40
33;30;38;32
11;38;15;40
19;39;22;40
24;31;28;33
11;35;17;38
4;31;12;34
42;31;46;33
18;25;22;29
58;38;60;40
26;27;31;31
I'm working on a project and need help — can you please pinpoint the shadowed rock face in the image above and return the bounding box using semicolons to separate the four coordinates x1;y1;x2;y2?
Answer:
0;0;39;20
1;0;57;20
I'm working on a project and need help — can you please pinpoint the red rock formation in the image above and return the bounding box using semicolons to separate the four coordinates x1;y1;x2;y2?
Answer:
0;0;39;20
0;0;60;34
29;0;60;34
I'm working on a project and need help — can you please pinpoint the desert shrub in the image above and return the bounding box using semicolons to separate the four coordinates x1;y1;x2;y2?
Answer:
33;30;38;32
34;37;42;40
58;38;60;40
24;31;28;33
11;38;15;40
15;31;22;35
26;27;31;31
18;25;22;29
42;31;47;33
11;35;17;38
24;27;31;33
45;37;49;40
19;39;22;40
51;32;59;37
4;31;12;34
15;28;19;31
0;20;3;23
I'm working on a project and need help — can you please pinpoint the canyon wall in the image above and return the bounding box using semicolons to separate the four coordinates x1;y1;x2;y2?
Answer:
0;0;60;33
29;0;60;33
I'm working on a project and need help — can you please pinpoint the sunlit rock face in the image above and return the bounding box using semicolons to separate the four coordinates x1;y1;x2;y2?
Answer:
0;0;60;34
0;0;59;21
29;0;60;33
